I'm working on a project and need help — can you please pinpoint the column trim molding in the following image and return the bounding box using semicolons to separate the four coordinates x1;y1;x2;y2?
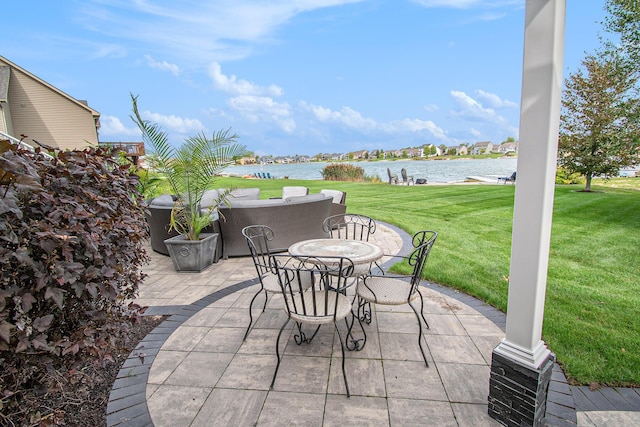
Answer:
494;338;551;369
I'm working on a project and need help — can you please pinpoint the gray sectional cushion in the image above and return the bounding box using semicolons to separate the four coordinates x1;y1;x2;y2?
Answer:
282;186;308;198
229;187;260;200
201;189;221;208
150;194;175;207
228;198;286;208
285;193;330;204
320;189;345;204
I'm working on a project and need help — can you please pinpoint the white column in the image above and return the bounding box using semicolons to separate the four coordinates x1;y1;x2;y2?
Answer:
493;0;566;369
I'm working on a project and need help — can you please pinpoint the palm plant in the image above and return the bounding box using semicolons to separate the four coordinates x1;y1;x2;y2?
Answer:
131;94;246;240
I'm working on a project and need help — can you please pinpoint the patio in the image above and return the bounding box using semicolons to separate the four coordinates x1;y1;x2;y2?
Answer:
106;222;578;426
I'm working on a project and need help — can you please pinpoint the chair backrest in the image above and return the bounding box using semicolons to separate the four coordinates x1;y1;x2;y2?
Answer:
229;187;260;200
242;225;275;277
270;255;354;320
320;189;346;204
322;214;376;241
282;186;309;199
407;230;438;289
509;172;516;181
401;168;409;182
387;168;398;184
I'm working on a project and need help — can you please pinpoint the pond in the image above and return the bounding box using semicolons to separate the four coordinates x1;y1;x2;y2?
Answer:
224;157;518;183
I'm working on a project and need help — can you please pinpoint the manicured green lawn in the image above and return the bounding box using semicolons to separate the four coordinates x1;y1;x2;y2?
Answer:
215;176;640;386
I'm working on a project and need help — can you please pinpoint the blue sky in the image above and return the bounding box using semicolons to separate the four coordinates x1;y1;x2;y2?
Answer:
3;1;606;156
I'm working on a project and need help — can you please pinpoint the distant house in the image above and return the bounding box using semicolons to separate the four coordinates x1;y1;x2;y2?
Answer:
236;156;257;165
423;144;441;157
405;148;423;158
351;150;368;160
99;141;145;167
499;142;519;154
0;55;100;151
471;141;494;155
456;145;469;155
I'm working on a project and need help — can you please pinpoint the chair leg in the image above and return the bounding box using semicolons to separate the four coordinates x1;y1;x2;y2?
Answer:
334;324;351;398
294;322;321;345
243;287;265;340
353;294;372;324
345;309;366;351
417;291;430;330
270;318;290;390
408;302;429;367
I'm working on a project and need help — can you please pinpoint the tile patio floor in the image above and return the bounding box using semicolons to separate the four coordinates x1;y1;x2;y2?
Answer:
106;223;638;426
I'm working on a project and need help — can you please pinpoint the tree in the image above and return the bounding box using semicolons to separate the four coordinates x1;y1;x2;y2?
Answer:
604;0;640;68
558;52;640;191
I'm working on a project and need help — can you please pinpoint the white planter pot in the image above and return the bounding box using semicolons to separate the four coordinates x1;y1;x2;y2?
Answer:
164;233;219;272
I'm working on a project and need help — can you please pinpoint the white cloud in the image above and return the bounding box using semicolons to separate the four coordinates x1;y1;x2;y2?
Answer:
301;102;377;131
450;91;519;141
450;90;504;123
387;119;448;140
424;103;439;112
300;101;447;140
144;55;180;76
228;95;295;133
91;43;128;59
99;115;139;137
474;89;518;109
208;63;283;96
80;0;364;63
141;111;204;134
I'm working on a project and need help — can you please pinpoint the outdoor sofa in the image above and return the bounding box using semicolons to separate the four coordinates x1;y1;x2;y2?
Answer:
320;189;347;216
146;194;223;261
218;193;333;257
146;188;260;259
147;188;340;258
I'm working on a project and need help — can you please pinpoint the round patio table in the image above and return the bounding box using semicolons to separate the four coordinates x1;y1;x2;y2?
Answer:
288;238;384;276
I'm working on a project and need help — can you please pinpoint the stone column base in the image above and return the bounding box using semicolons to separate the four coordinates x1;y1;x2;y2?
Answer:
488;350;555;426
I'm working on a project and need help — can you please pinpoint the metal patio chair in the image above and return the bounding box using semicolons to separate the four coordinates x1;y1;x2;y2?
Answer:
355;230;437;367
269;254;360;397
322;213;376;241
241;225;313;340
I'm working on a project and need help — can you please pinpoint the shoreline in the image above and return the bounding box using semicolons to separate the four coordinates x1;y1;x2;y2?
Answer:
223;157;519;183
219;172;505;185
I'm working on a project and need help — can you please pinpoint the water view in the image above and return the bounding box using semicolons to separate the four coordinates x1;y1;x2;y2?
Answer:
224;157;518;183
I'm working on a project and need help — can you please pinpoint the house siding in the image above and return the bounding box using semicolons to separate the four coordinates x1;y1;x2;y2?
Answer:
0;57;99;150
0;104;7;134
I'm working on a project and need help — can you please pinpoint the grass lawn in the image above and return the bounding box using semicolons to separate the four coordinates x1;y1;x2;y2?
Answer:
212;176;639;386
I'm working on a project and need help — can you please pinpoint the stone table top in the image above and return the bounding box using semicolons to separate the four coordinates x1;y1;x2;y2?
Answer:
288;238;384;266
